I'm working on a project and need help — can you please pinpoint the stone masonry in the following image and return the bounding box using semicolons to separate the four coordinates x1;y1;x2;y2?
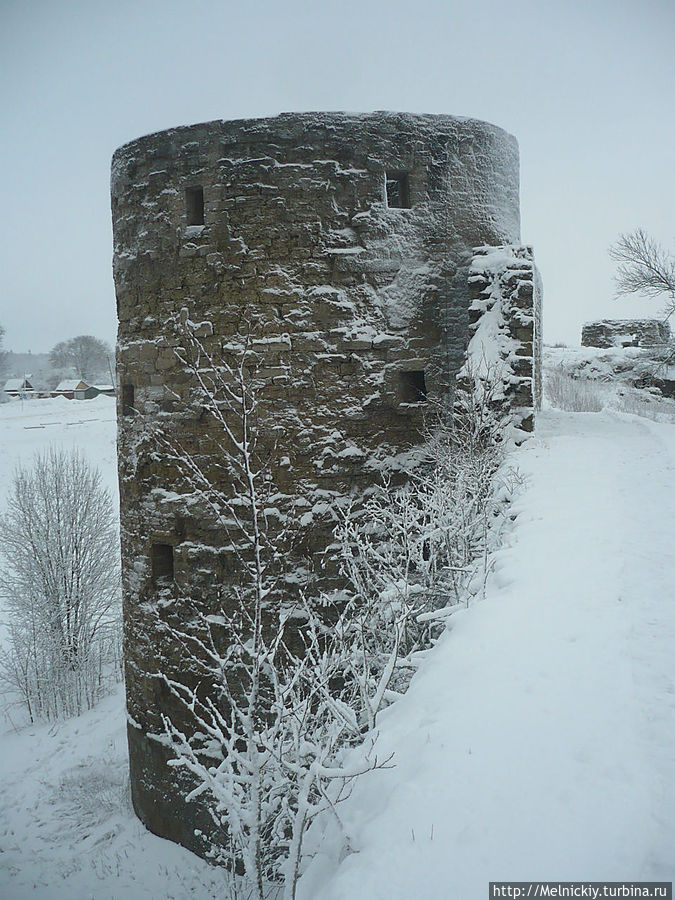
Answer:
111;112;542;858
582;318;670;349
462;245;543;434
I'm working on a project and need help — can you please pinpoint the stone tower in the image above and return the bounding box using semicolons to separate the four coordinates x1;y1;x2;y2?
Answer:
111;112;541;856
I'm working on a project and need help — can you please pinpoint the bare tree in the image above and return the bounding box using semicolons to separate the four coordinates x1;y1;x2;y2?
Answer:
0;449;121;721
144;316;519;898
49;335;112;382
148;314;384;899
609;228;675;318
0;323;8;384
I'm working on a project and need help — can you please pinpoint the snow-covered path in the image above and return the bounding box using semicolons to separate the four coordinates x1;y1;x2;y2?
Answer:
302;409;675;899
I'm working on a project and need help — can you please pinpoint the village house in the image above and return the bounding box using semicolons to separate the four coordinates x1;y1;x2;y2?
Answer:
51;379;98;400
91;383;116;397
3;376;36;398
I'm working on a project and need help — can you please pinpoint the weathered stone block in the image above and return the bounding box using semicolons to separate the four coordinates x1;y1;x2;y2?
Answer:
581;318;670;349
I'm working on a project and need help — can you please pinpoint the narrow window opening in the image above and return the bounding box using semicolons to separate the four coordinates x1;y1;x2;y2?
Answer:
151;543;174;584
385;171;411;209
400;370;427;403
185;185;204;225
122;383;135;416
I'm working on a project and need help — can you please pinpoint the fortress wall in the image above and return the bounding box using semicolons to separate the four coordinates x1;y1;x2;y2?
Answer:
112;112;524;855
581;319;670;349
462;245;543;435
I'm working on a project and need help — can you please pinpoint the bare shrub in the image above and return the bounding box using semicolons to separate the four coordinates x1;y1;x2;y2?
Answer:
332;385;518;723
150;317;387;899
151;317;519;898
545;360;675;421
0;448;121;721
544;371;609;412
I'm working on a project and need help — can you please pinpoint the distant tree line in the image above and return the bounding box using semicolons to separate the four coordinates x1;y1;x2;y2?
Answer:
0;329;113;392
49;335;113;382
0;324;7;381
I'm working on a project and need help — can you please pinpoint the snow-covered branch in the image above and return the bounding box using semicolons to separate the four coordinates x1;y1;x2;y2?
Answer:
149;317;520;899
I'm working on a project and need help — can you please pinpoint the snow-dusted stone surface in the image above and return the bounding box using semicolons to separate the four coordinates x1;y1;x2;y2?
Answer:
460;244;543;434
582;318;671;349
111;111;540;857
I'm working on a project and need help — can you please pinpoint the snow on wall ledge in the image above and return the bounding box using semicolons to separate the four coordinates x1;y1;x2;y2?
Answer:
458;244;542;436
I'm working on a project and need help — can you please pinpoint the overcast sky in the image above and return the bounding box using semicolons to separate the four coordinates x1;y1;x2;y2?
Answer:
1;0;673;352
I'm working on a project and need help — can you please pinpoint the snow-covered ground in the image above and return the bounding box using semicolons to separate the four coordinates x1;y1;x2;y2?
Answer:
545;344;675;393
0;396;118;508
301;409;675;897
0;687;226;899
1;397;674;898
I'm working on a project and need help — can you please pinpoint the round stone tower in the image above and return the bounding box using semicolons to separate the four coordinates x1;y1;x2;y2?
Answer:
111;112;523;856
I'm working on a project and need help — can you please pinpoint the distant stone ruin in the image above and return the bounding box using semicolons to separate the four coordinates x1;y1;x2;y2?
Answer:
111;112;542;857
582;318;670;349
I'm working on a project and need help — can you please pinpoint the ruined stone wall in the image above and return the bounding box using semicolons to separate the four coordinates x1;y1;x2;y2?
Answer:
582;318;670;349
461;245;543;435
111;112;526;856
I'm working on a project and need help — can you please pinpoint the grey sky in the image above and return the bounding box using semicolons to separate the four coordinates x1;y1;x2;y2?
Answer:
1;0;673;351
